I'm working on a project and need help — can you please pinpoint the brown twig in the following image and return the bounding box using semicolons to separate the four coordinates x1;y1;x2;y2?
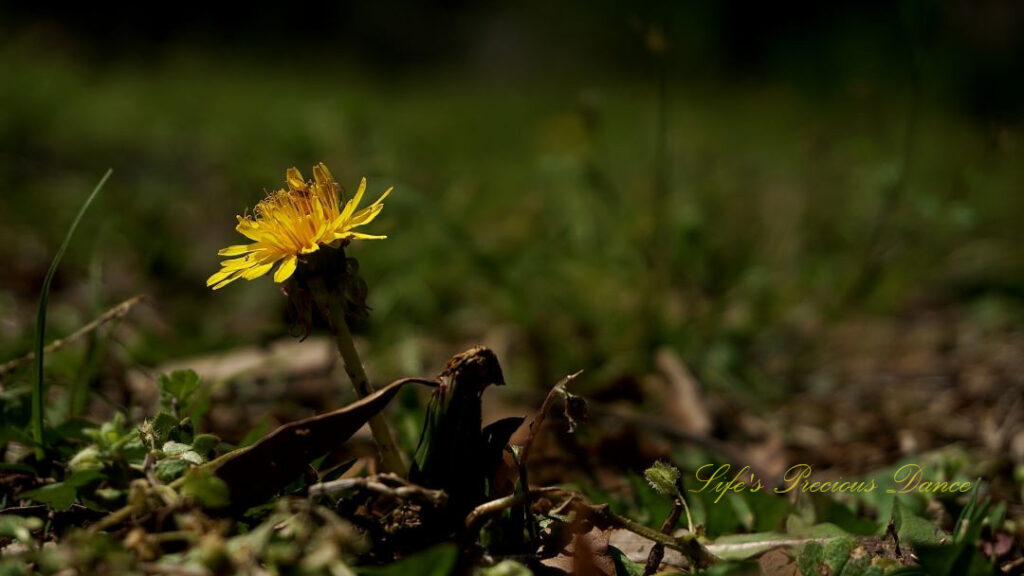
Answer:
518;370;583;470
464;487;567;531
515;371;583;541
309;473;447;506
464;487;717;570
0;294;144;381
591;504;716;569
644;497;683;575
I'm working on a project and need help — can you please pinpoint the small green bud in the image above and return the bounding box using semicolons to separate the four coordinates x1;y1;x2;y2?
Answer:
645;461;681;496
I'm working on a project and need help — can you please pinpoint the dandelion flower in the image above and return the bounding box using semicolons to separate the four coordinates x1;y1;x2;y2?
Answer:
207;163;391;290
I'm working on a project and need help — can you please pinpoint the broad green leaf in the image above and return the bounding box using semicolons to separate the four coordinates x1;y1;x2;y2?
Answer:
191;433;220;455
823;536;856;574
785;514;852;538
797;541;824;575
915;543;993;576
743;490;792;533
891;497;947;546
64;469;104;488
158;370;201;407
155;459;189;482
21;482;77;510
812;495;880;535
148;412;180;445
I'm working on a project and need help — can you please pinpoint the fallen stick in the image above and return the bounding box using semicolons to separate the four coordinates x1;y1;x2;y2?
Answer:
0;294;145;380
309;473;447;506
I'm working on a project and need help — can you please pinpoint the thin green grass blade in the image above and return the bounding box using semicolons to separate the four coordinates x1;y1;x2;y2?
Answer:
31;169;113;458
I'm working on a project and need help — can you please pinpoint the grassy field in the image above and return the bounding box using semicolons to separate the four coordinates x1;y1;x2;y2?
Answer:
4;44;1022;388
1;35;1022;574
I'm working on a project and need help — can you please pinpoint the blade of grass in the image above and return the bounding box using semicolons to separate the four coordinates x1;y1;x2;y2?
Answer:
31;169;113;459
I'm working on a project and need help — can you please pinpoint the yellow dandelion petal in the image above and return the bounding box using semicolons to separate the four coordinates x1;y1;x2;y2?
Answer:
286;167;306;191
338;231;387;240
241;261;275;280
212;274;243;290
210;266;248;290
219;256;259;270
348;203;384;228
338;177;367;222
313;163;334;190
274;255;298;283
210;166;391;291
368;186;392;208
206;268;235;287
217;244;258;256
236;220;264;242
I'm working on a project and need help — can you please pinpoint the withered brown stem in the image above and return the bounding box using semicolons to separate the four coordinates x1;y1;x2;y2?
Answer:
644;497;683;575
329;294;407;476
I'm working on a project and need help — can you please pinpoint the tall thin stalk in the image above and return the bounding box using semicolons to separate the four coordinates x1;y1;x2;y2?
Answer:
32;169;112;459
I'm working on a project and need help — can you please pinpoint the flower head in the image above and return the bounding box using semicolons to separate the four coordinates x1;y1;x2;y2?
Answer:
207;163;390;290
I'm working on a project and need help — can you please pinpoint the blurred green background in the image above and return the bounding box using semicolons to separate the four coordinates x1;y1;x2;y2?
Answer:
2;1;1023;410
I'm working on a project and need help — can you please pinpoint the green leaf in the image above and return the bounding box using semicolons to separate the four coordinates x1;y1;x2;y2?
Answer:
191;433;220;455
915;543;993;576
743;490;792;533
158;370;201;407
31;169;113;457
21;482;77;510
147;412;180;446
785;514;852;538
629;473;674;527
0;462;36;474
65;469;104;488
155;459;189;482
891;497;947;546
0;426;37;446
812;494;880;535
162;441;192;456
823;536;856;574
359;544;457;576
952;479;988;545
181;469;230;509
608;545;645;576
797;541;824;576
240;417;271;447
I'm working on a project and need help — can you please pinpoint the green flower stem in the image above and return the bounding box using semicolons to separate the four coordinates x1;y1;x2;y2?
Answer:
330;303;407;476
